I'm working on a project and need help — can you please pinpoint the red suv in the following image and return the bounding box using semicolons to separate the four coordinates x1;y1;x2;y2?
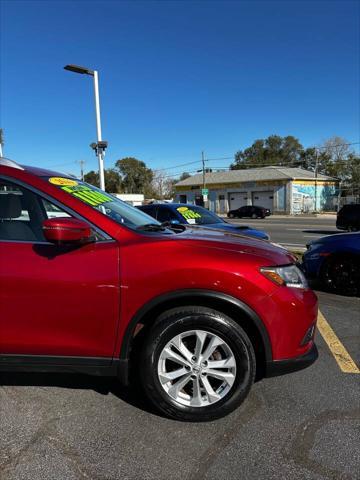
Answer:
0;159;318;421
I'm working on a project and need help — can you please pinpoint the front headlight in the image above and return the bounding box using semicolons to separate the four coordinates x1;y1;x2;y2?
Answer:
260;264;308;289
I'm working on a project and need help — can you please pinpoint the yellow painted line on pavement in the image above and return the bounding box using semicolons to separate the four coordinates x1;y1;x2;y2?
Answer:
317;310;360;374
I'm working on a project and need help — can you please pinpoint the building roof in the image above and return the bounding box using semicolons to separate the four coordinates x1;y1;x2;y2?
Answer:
175;166;336;187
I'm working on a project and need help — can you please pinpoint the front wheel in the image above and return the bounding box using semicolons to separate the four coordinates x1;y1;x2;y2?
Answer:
251;213;257;219
320;255;360;296
140;307;256;421
228;213;235;218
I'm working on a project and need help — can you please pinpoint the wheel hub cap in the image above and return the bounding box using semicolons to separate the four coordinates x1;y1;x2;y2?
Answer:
157;329;237;408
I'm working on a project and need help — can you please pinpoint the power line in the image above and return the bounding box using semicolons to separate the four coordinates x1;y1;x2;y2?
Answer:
156;159;207;171
148;142;360;174
162;156;360;179
313;142;360;151
47;161;77;168
43;141;360;177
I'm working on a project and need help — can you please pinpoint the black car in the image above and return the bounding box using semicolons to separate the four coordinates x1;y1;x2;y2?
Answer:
137;203;270;240
302;232;360;296
227;205;271;219
336;204;360;231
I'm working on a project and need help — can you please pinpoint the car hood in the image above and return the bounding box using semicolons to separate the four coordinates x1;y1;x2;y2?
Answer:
188;222;269;240
308;232;360;246
173;225;295;264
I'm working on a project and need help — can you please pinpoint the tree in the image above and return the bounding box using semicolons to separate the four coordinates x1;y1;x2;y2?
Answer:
115;157;153;195
231;135;303;169
301;137;360;197
179;171;191;181
321;136;352;163
346;153;360;195
152;170;175;199
315;137;356;181
84;168;122;193
300;147;331;173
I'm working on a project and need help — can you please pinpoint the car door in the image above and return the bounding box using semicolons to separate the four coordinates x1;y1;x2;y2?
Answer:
0;178;120;360
241;206;250;217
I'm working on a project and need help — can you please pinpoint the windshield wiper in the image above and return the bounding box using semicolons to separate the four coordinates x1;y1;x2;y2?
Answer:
161;221;186;232
136;223;166;232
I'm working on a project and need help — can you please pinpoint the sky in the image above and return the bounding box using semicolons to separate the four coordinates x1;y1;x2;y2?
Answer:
1;0;359;178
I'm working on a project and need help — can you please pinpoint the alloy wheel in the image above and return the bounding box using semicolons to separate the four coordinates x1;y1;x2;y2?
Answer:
157;330;237;407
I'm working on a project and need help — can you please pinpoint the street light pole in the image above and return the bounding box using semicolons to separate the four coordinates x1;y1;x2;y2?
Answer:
64;64;107;190
92;70;105;190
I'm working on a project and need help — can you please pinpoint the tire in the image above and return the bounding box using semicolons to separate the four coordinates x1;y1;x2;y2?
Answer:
251;213;257;219
139;306;256;422
320;254;360;296
228;213;235;218
348;226;359;232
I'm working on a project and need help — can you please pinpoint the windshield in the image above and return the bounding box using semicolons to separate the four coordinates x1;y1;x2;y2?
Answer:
46;176;162;230
176;205;224;225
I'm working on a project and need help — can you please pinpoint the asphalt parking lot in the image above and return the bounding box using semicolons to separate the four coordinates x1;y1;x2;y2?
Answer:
1;287;359;480
226;215;339;249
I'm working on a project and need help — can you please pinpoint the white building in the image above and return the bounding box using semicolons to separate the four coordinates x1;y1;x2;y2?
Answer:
174;166;337;214
114;193;144;206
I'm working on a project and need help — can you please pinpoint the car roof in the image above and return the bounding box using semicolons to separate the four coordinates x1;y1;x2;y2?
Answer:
237;205;264;209
312;232;360;244
340;204;360;210
0;157;76;179
140;203;204;210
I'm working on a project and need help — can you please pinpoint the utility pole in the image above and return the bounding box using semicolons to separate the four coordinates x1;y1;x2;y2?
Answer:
197;152;208;207
78;160;85;181
202;150;206;191
314;150;318;212
337;180;342;212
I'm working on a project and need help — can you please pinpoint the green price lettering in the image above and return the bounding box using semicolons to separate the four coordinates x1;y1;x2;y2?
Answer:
61;185;112;206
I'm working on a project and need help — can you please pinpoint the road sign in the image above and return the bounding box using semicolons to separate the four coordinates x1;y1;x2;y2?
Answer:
201;188;208;195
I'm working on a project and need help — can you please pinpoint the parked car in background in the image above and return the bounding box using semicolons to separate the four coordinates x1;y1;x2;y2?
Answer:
336;204;360;231
137;203;270;240
302;233;360;296
227;205;271;219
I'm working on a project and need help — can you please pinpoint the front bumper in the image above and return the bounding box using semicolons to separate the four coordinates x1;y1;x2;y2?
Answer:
265;342;318;377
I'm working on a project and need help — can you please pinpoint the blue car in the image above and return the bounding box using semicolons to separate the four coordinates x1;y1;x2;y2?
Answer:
302;233;360;296
137;203;269;240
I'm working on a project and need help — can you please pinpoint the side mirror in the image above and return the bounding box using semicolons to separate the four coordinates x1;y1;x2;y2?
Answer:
43;217;94;245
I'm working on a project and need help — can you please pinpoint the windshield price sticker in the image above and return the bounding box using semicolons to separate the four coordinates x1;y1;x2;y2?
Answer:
49;177;78;187
176;207;202;221
49;177;112;207
61;185;112;207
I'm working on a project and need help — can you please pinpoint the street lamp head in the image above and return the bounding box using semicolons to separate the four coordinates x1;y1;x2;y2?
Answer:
64;64;94;76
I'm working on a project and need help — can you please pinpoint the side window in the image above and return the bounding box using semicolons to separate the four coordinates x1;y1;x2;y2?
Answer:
43;199;71;219
139;206;157;220
157;207;178;223
0;179;72;242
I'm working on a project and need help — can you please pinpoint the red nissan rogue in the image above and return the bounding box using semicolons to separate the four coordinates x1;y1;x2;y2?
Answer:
0;158;318;421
